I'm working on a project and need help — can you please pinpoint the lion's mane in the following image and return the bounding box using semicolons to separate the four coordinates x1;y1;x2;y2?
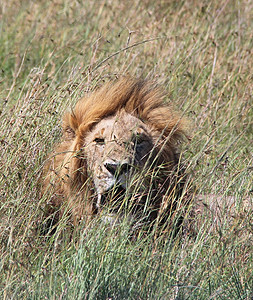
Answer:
42;77;188;225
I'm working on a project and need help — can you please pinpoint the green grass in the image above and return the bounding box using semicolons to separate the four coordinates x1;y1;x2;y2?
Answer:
0;0;252;299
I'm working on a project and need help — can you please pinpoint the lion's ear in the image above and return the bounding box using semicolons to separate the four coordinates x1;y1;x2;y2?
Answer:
62;112;79;140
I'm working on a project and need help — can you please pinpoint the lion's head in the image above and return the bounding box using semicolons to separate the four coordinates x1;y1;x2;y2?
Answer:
43;78;188;228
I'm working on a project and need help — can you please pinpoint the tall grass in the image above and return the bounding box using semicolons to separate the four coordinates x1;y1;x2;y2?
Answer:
0;0;252;299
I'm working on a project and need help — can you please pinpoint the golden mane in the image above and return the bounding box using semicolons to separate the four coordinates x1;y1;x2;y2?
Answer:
43;77;189;226
63;78;187;150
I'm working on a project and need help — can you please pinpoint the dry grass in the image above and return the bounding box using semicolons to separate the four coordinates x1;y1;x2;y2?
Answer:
0;0;252;299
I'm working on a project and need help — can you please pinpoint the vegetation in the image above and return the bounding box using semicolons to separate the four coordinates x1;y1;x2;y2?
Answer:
0;0;252;299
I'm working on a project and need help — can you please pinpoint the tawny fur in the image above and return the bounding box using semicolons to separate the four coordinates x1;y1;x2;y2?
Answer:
42;77;188;226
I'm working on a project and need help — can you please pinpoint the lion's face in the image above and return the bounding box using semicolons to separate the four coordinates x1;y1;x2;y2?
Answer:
43;78;188;228
84;110;159;213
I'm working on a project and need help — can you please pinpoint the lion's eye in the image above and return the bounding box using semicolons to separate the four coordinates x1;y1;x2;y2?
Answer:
94;137;105;145
133;135;146;152
135;134;145;145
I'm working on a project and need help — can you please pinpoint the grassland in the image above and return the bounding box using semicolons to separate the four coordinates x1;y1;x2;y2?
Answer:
0;0;252;299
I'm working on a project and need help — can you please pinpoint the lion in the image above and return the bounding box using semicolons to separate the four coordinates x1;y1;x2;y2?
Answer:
42;78;189;231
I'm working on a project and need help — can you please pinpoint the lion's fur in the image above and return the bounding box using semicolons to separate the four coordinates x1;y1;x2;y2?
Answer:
42;77;189;226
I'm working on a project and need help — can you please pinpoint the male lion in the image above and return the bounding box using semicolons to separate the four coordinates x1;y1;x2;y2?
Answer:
42;78;189;230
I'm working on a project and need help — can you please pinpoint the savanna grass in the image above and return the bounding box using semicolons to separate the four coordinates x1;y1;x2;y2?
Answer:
0;0;252;299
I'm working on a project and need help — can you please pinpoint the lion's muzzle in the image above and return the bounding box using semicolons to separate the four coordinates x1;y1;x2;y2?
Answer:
95;159;132;210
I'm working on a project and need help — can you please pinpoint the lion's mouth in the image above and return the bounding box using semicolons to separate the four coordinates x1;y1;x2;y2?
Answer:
96;184;157;230
96;185;126;212
95;185;128;226
96;184;149;215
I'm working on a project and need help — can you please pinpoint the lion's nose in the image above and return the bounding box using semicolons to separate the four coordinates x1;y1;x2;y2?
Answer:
104;162;130;176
